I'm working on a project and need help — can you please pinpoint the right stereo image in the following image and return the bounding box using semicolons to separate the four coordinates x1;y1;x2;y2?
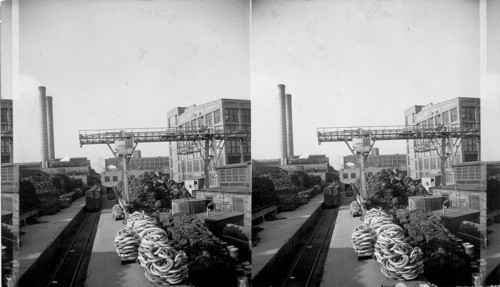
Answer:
250;1;499;286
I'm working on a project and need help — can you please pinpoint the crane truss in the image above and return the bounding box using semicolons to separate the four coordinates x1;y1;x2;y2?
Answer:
317;124;479;143
79;126;250;146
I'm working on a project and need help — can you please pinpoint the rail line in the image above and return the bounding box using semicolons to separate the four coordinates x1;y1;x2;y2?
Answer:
281;207;338;287
46;211;100;287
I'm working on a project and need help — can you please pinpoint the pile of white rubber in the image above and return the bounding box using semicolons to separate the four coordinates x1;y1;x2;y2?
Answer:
138;227;189;285
350;201;362;217
351;224;376;257
114;227;140;261
112;204;125;220
127;211;157;233
365;208;425;281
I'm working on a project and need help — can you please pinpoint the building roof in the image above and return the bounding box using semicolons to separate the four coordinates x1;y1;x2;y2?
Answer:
216;161;251;170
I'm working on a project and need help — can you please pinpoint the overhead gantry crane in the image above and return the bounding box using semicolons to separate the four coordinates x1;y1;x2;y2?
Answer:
317;124;480;201
79;126;250;217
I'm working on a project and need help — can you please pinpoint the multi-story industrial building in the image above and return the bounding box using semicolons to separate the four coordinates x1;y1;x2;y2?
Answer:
404;97;480;183
105;150;169;172
167;99;251;187
343;148;407;170
1;99;13;163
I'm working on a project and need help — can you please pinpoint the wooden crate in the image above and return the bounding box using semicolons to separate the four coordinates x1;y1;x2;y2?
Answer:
171;198;207;215
408;196;445;212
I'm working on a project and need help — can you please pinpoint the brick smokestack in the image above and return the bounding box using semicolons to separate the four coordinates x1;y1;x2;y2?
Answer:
278;84;288;165
39;86;49;168
285;93;294;157
46;96;55;160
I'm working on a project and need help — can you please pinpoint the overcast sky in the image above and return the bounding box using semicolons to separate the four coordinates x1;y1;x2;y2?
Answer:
251;0;483;168
4;0;250;172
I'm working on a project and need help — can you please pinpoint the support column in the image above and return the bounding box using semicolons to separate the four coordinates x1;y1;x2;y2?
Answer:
204;139;210;188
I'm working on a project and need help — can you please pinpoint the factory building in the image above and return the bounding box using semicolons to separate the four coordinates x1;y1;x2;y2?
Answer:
253;154;337;183
167;99;251;187
18;157;94;186
1;99;13;163
404;97;480;184
105;150;169;172
343;148;407;170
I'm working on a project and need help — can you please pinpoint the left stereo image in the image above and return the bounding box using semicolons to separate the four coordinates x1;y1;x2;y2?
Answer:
0;0;252;286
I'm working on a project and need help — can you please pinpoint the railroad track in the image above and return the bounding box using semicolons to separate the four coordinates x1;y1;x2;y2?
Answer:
281;207;338;287
46;211;100;287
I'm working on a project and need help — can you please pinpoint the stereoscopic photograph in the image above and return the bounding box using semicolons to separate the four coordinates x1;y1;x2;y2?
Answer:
1;0;499;287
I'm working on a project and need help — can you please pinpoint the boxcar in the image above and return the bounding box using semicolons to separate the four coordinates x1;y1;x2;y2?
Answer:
324;183;341;208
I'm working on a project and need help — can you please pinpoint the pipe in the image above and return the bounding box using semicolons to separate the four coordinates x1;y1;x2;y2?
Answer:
46;96;55;160
278;84;288;165
39;86;49;168
285;94;294;158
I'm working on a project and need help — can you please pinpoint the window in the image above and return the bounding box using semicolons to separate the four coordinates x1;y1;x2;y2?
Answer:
430;158;437;169
343;173;348;179
241;109;251;122
442;111;450;124
198;117;204;127
206;113;213;126
214;110;221;124
187;161;193;172
464;138;478;152
434;115;440;126
424;159;429;170
225;124;239;132
194;160;200;172
191;119;196;128
464;154;478;162
113;176;118;182
224;108;239;122
1;109;8;122
351;173;356;179
226;140;240;154
105;176;110;182
450;108;458;122
462;107;477;121
1;140;9;153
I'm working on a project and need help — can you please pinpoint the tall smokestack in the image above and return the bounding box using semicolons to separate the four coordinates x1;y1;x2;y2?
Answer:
46;96;55;160
278;84;288;165
285;94;294;157
39;86;49;168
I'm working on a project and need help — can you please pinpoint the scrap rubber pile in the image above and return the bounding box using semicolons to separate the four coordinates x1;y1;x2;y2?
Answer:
350;201;362;217
350;208;425;281
351;224;376;257
114;211;189;285
113;211;243;286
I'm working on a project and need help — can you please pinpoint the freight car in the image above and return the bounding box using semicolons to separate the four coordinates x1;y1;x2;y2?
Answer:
323;183;341;208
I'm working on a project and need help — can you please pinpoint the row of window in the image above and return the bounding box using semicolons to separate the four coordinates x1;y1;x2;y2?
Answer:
104;176;119;182
409;106;479;127
343;173;357;179
176;108;251;130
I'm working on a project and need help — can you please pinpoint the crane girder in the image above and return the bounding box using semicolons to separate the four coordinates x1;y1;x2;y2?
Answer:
78;126;250;146
317;124;479;143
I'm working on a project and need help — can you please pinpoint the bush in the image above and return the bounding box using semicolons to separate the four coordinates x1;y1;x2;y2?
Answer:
252;177;279;209
19;180;41;213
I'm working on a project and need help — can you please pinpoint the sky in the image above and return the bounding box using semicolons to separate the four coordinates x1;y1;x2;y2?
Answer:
251;0;481;168
1;0;499;172
3;0;250;172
